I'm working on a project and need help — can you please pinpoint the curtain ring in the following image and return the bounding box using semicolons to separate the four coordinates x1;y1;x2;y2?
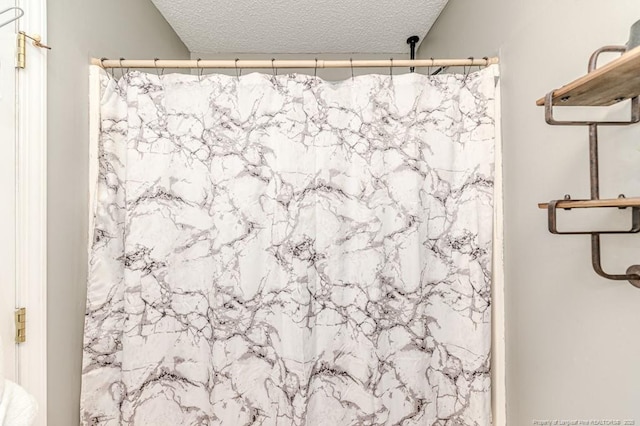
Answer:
350;58;354;82
196;58;203;82
467;57;474;75
463;57;473;85
119;57;127;79
482;56;489;71
235;58;241;80
314;58;318;78
100;57;113;81
154;58;164;78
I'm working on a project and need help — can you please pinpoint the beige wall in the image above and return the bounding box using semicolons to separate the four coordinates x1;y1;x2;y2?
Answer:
47;1;189;423
421;1;640;424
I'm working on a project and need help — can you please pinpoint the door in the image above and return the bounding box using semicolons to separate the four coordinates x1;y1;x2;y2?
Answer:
0;0;47;423
0;0;18;382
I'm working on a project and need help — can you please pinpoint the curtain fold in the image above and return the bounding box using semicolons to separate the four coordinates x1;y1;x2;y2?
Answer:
82;67;498;426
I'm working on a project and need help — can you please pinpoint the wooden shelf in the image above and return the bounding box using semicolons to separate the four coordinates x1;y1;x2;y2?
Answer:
538;197;640;209
536;45;640;107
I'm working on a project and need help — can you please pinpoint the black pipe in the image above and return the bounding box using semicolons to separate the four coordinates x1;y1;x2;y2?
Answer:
406;36;419;72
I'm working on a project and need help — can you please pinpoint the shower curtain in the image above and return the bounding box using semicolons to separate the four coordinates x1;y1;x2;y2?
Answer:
82;66;498;426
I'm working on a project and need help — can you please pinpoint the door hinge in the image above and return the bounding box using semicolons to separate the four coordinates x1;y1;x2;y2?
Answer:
17;31;25;69
16;31;51;69
15;308;26;343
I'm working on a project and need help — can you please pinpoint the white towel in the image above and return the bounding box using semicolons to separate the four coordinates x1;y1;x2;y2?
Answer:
0;380;37;426
0;335;37;426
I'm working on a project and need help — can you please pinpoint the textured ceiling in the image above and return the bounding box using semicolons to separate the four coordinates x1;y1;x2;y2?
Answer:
150;0;449;54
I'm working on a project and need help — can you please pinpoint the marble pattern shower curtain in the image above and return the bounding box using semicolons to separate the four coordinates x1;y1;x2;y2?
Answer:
81;66;498;426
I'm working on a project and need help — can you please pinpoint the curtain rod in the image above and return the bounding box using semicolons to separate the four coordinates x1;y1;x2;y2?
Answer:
91;57;499;69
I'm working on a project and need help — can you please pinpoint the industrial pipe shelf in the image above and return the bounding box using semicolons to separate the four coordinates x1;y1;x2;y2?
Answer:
537;197;640;209
536;45;640;107
537;45;640;286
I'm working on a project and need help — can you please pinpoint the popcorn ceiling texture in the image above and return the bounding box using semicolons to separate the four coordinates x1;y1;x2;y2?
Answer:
150;0;449;54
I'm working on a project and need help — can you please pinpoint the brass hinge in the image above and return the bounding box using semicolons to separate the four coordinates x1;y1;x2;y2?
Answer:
17;31;25;69
16;31;51;69
15;308;26;343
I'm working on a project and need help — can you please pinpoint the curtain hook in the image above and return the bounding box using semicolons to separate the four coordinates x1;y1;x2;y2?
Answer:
482;56;489;71
100;57;113;81
463;57;473;85
117;57;130;78
119;57;126;79
235;58;241;80
154;58;164;78
196;58;203;82
350;58;354;82
314;58;318;79
389;57;393;78
271;58;277;77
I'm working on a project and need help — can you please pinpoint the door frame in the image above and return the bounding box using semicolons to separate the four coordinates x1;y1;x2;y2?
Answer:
15;0;47;423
